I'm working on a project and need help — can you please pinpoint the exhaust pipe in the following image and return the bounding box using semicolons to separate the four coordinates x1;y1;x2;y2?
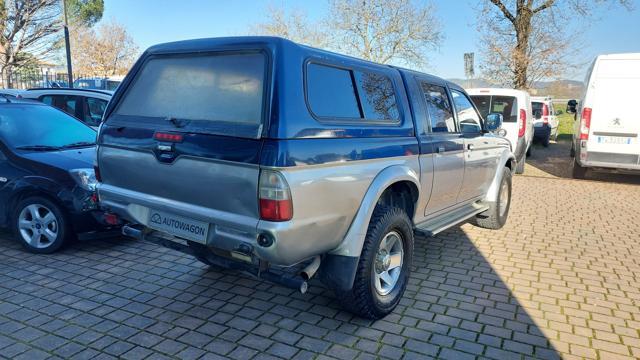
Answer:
300;256;321;281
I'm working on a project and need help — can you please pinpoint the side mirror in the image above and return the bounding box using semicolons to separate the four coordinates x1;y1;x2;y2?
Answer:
485;112;503;132
566;99;577;114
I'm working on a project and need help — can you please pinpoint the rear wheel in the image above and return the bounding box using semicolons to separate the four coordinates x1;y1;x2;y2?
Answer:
476;167;511;230
13;196;70;254
335;206;413;319
572;158;587;179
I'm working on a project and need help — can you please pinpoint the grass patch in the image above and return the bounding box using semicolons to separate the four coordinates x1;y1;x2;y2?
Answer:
554;102;575;141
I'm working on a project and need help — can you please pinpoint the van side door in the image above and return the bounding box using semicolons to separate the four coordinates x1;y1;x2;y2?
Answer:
450;89;499;202
418;81;465;215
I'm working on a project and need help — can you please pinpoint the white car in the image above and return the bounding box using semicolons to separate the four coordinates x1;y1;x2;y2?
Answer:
571;53;640;178
468;88;534;174
19;88;112;128
531;96;559;147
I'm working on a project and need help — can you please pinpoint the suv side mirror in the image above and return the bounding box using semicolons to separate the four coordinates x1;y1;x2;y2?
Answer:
566;99;577;114
485;112;503;132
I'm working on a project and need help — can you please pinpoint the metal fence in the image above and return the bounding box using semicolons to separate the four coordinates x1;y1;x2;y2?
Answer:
0;71;110;90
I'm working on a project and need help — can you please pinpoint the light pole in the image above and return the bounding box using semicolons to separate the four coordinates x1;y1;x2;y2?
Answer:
62;0;73;88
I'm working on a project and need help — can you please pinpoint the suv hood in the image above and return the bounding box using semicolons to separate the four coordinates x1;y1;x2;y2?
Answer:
19;147;96;171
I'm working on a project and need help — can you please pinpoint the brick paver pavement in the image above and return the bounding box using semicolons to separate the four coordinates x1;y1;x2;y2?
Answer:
0;175;639;359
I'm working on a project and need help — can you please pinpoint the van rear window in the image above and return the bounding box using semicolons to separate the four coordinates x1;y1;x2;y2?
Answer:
114;52;266;138
470;95;518;123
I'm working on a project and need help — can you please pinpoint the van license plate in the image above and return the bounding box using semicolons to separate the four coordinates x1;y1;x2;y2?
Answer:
597;136;633;145
147;210;209;243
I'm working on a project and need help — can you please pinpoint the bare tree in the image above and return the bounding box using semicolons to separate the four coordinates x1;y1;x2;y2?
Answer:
0;0;61;86
251;6;328;48
252;0;443;68
327;0;442;67
478;0;633;89
71;20;139;77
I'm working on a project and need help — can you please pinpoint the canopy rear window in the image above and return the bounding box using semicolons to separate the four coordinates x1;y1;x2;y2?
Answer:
114;52;267;138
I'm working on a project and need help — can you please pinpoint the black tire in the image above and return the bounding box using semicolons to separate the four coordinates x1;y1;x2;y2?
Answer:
476;167;512;230
335;206;413;319
570;142;576;158
515;154;525;174
572;158;587;179
12;196;71;254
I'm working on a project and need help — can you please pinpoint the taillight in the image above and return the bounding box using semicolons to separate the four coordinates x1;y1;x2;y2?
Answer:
94;164;102;182
518;109;526;137
580;107;592;140
542;104;549;125
259;170;292;222
154;132;183;142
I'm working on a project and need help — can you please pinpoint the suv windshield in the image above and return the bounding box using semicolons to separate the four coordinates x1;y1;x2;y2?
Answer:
0;104;96;150
113;52;267;138
471;95;518;123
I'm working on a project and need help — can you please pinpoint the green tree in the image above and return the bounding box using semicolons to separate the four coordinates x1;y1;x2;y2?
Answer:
66;0;103;26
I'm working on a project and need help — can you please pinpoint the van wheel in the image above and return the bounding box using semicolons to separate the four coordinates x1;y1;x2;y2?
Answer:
515;155;525;174
572;158;587;179
476;167;511;230
335;206;413;319
13;196;70;254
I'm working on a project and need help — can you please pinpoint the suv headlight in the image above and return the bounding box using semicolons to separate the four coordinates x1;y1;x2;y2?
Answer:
69;168;97;191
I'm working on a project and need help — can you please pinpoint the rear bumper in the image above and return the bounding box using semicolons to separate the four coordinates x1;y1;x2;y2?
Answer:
533;125;551;139
576;151;640;172
97;184;332;266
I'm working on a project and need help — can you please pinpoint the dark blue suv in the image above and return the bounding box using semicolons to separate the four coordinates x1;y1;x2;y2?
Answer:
97;37;515;318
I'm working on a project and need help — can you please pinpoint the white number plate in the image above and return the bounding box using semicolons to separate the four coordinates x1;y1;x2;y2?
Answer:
148;210;209;243
597;136;633;145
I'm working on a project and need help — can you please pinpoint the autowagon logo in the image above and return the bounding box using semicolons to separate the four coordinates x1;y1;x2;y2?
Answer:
150;213;162;224
149;212;206;237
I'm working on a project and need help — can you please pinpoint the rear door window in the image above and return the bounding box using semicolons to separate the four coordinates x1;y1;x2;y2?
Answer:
84;97;108;126
40;95;81;119
532;101;543;119
420;83;455;133
114;52;267;138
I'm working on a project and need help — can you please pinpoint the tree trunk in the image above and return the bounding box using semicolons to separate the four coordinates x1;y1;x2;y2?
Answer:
513;7;532;90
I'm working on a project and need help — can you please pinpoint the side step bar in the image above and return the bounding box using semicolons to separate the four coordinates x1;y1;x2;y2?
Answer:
414;203;489;237
122;225;310;294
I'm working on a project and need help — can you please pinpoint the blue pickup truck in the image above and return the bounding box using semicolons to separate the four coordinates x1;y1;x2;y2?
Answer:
97;37;515;319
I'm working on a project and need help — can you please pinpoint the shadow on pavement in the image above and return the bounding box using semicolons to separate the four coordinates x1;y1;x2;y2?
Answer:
525;140;640;185
0;222;561;359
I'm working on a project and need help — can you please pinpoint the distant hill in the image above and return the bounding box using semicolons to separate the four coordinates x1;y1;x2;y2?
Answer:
447;78;584;99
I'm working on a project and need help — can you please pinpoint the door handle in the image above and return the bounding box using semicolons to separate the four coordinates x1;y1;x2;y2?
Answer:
467;144;475;150
437;146;446;153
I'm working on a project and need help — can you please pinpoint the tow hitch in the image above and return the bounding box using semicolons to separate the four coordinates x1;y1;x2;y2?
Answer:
122;225;313;294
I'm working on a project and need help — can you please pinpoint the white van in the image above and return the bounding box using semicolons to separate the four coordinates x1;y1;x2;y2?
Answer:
571;53;640;178
468;88;534;174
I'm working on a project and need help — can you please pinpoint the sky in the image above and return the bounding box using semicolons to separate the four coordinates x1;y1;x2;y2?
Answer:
102;0;639;80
